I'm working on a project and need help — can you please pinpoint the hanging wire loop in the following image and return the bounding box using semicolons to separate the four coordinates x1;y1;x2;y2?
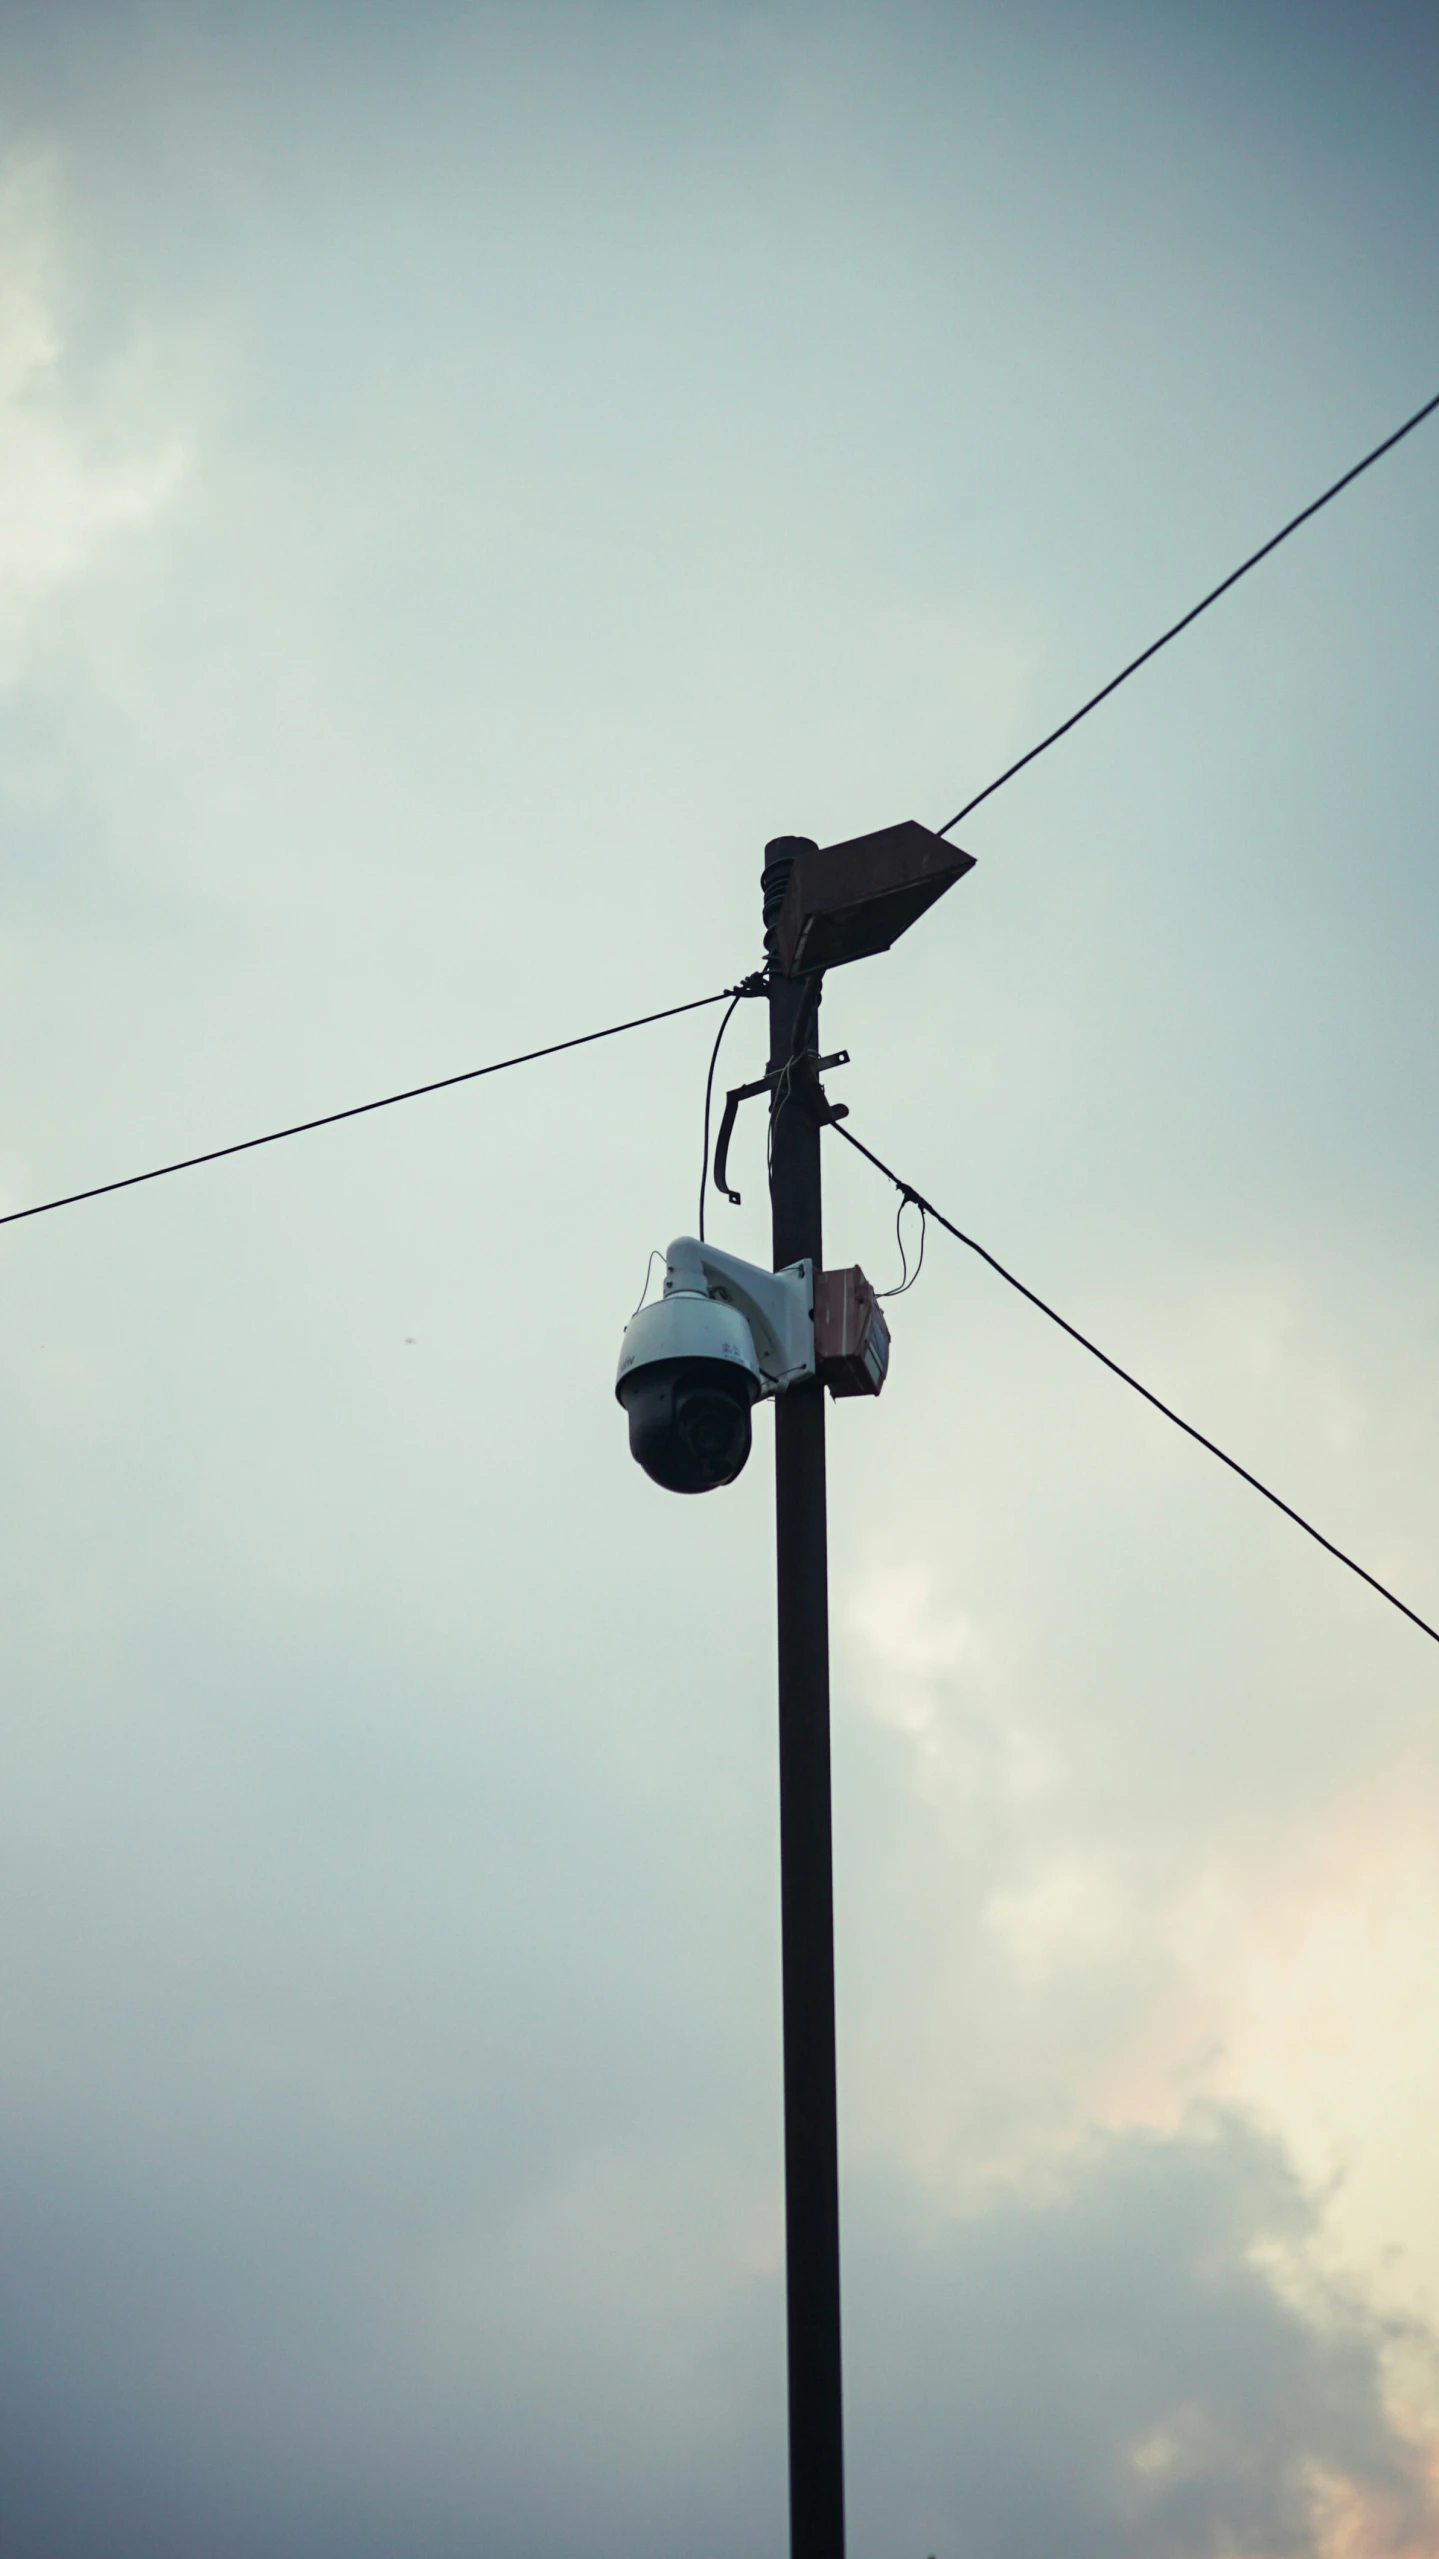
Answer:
878;1189;928;1299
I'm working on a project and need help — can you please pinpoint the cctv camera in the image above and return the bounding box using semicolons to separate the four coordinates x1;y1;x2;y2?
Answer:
617;1292;761;1493
616;1238;815;1495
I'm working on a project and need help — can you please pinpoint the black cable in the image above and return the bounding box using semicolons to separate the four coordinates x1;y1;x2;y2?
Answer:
831;1118;1439;1651
766;975;819;1201
878;1192;927;1300
699;989;747;1242
766;1056;795;1199
937;386;1439;837
0;991;737;1234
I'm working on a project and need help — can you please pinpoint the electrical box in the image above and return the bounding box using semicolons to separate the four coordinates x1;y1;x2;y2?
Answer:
814;1266;890;1399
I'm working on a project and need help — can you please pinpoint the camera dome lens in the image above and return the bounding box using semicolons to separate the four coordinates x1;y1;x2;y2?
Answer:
618;1356;758;1493
675;1383;750;1484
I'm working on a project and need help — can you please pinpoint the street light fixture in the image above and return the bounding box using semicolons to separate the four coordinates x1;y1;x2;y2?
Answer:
767;818;974;977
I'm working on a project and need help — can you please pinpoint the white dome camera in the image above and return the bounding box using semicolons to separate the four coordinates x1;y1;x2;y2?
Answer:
616;1237;815;1493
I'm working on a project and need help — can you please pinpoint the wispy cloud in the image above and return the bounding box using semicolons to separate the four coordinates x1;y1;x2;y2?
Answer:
0;156;182;680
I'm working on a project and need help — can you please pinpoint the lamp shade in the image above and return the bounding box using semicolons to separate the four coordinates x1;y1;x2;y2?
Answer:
769;820;974;977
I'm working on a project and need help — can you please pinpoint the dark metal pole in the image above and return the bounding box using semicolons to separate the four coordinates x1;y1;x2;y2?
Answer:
762;838;846;2559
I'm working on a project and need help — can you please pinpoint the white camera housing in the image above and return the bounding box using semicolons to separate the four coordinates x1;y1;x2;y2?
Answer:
616;1237;814;1492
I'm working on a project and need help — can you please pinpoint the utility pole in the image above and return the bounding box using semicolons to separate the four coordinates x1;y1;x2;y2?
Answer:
762;836;846;2559
620;819;972;2559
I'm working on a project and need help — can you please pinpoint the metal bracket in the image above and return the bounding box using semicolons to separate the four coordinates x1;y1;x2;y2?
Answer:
660;1236;816;1393
712;1050;850;1208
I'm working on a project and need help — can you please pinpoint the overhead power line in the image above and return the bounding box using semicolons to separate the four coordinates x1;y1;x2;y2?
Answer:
0;990;741;1234
937;385;1439;836
831;1118;1439;1651
10;396;1438;1268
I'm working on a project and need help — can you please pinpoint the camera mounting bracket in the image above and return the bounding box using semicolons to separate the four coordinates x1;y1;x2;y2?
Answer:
662;1236;815;1393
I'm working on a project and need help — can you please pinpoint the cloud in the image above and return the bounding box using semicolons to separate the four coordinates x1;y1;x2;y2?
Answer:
0;154;181;680
3;2091;1432;2558
845;2114;1439;2559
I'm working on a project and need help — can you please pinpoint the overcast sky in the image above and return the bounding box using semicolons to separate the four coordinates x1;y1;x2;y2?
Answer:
1;4;1438;2553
